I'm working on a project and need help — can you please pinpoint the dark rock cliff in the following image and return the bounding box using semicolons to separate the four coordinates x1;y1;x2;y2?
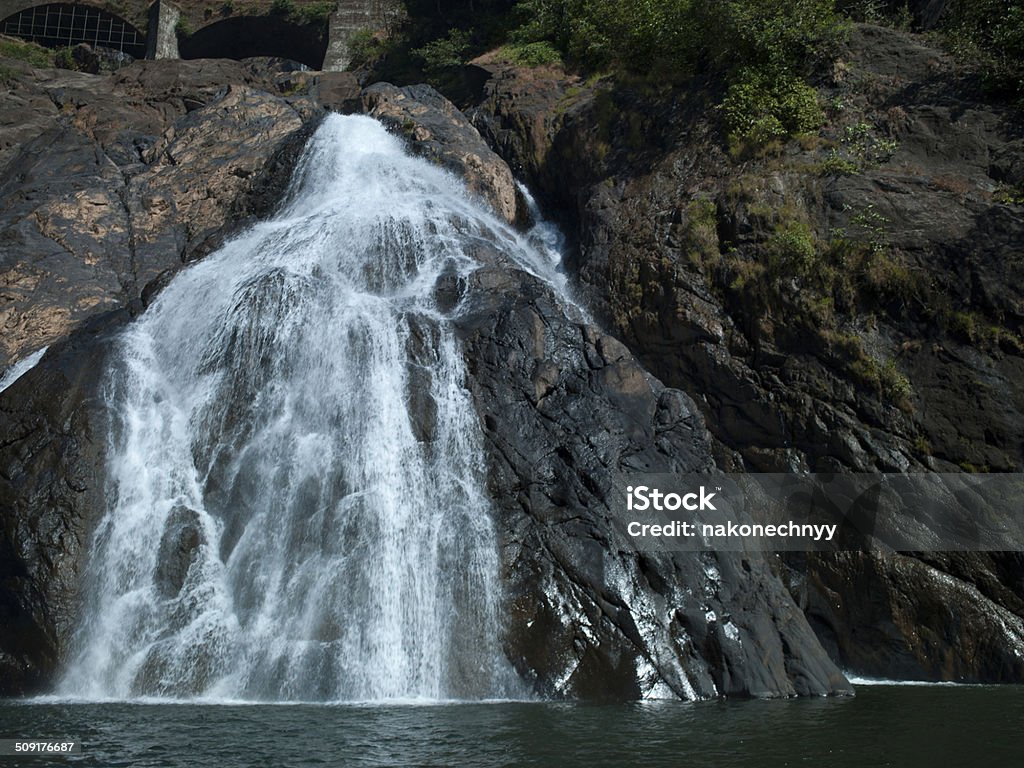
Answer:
469;23;1024;682
454;261;848;698
0;58;324;371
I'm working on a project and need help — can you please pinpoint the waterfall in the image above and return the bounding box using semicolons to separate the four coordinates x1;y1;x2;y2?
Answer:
59;114;554;702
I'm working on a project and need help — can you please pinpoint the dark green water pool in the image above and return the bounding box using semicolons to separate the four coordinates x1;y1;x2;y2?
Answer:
1;685;1021;767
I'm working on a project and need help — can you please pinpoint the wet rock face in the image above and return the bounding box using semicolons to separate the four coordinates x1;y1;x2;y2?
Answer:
355;82;526;227
468;25;1024;682
455;266;851;699
0;312;119;694
154;506;205;599
791;551;1024;682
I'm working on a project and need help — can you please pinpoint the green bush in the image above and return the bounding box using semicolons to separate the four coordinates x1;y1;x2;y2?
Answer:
722;68;824;145
511;0;698;74
296;2;336;25
265;0;335;25
706;0;846;74
849;204;889;254
53;47;76;70
0;37;54;68
507;0;842;145
682;198;720;268
820;151;861;175
994;183;1024;205
270;0;296;16
347;28;383;67
501;41;562;67
766;220;819;277
412;28;473;73
880;357;913;402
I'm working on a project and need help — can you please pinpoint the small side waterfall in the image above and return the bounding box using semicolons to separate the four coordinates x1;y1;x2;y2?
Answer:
60;114;558;701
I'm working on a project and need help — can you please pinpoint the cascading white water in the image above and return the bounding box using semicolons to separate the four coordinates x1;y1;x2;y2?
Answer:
59;114;563;702
0;346;48;394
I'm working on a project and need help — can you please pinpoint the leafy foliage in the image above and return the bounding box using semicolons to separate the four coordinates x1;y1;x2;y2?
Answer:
707;0;845;73
499;41;562;67
722;69;824;145
269;0;336;26
295;2;337;25
0;37;55;68
941;1;1024;102
53;47;76;70
509;0;698;73
766;220;819;278
348;28;385;67
509;0;841;76
506;0;842;143
412;27;473;72
0;35;99;75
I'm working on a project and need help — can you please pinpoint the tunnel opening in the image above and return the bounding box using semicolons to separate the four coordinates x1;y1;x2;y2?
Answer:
178;15;327;71
0;3;146;57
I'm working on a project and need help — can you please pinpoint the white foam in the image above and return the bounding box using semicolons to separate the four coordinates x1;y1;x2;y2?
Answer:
846;675;998;687
0;346;48;394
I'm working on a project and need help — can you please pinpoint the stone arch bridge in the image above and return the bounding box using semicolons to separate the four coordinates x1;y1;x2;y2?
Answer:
0;0;394;70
